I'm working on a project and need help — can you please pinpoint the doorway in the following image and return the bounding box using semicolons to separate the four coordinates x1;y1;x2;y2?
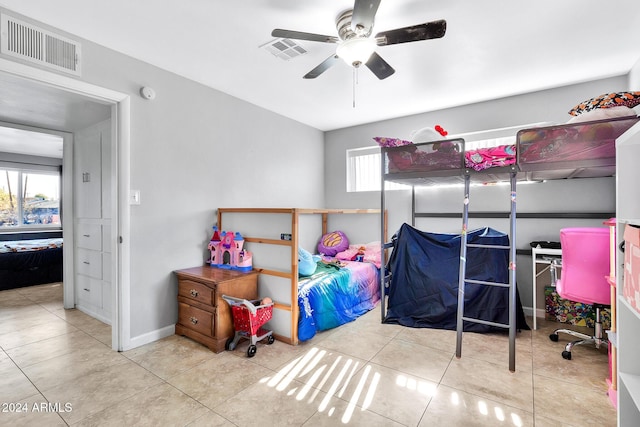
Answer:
0;57;131;351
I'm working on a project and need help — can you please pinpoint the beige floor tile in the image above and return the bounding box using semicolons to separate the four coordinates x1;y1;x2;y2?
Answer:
534;413;580;427
0;317;78;350
0;359;41;401
0;393;68;427
186;410;236;426
21;344;129;391
303;395;405;426
419;384;535;427
395;325;458;353
169;352;272;409
0;308;62;335
126;335;216;380
240;338;313;371
271;346;369;395
40;359;163;424
370;338;453;383
533;374;616;427
312;326;394;361
346;307;404;339
532;343;609;389
73;382;210;426
0;284;623;427
6;330;103;368
333;362;436;427
0;289;30;306
460;329;533;372
50;307;98;325
121;333;184;360
16;283;63;303
214;377;326;427
441;356;534;412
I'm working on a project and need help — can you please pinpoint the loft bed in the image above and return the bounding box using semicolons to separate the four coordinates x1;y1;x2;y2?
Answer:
0;233;64;291
382;115;640;185
217;208;386;345
379;113;640;371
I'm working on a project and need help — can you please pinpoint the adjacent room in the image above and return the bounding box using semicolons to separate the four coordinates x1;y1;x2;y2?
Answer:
1;1;639;426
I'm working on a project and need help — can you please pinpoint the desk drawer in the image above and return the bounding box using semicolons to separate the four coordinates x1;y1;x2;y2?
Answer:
178;302;213;337
178;280;214;305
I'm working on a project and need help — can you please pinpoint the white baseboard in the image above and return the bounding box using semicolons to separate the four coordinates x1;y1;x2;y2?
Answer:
76;304;111;325
522;306;546;319
125;324;175;351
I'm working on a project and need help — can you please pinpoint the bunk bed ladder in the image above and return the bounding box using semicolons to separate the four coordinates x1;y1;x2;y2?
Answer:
455;169;518;372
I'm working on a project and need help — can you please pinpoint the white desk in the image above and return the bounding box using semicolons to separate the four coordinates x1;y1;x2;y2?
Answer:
531;247;562;329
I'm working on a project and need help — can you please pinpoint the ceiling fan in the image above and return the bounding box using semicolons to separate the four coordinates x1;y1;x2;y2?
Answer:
271;0;446;80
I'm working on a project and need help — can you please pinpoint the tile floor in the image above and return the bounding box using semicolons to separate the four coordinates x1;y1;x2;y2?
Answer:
0;282;616;426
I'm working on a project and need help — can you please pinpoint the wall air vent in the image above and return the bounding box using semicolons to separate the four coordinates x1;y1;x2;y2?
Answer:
260;38;307;61
0;12;81;75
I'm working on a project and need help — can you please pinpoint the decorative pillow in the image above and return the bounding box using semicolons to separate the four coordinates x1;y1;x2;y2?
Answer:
373;136;413;148
568;91;640;116
317;230;349;256
298;247;317;277
567;105;635;123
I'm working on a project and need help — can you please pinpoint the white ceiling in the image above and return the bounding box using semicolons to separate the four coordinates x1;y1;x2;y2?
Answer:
0;0;639;132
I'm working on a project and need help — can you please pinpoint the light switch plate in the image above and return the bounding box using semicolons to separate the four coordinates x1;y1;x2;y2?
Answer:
130;190;141;205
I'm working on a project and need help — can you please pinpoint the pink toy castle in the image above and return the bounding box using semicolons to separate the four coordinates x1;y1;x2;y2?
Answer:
208;227;253;272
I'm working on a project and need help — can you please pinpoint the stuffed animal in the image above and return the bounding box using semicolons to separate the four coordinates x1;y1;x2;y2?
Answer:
298;247;319;276
411;124;458;152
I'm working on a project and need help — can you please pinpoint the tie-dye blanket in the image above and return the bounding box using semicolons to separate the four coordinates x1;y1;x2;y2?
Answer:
297;261;380;341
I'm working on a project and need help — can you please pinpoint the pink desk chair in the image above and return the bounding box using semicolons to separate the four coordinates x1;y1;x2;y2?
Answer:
548;227;610;360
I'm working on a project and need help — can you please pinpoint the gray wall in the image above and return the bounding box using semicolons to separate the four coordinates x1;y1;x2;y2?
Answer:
324;76;627;311
103;56;324;338
3;12;325;341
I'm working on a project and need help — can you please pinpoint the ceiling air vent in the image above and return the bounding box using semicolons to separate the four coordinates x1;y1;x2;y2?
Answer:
260;38;307;61
0;12;81;75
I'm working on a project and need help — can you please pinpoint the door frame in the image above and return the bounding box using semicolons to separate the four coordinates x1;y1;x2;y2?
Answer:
0;57;131;351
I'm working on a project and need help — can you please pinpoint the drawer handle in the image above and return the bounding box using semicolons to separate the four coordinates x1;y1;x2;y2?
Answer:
83;288;90;292
83;261;90;264
190;316;198;325
190;289;199;298
83;234;90;237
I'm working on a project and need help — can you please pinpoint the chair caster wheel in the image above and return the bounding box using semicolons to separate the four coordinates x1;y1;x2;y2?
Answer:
247;345;257;358
549;333;559;342
562;350;572;360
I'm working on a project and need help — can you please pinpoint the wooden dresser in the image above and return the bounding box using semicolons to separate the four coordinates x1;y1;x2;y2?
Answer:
174;266;258;353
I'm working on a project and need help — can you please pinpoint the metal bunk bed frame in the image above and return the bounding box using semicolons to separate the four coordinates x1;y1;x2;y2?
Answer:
379;138;519;371
456;167;518;372
378;114;640;372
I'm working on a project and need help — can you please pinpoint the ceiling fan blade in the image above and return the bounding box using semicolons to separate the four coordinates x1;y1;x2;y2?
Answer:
271;29;339;44
304;55;341;79
375;19;446;46
351;0;381;34
365;52;395;80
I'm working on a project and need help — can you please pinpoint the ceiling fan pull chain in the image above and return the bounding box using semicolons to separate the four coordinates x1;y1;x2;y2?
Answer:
352;66;357;108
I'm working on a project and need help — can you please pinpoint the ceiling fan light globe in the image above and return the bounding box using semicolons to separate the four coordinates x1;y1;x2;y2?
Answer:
336;37;376;67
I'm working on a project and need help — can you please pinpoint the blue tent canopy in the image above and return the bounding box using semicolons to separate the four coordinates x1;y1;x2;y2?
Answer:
383;223;529;332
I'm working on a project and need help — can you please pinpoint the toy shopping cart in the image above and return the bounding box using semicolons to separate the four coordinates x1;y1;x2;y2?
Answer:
222;295;275;357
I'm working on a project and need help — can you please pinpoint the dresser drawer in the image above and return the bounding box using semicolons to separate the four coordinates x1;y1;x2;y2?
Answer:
76;275;102;308
178;302;214;337
76;223;102;250
77;248;103;279
178;280;214;305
